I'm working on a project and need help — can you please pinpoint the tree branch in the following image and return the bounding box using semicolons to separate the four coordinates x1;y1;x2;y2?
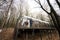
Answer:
2;0;13;28
47;0;60;33
35;0;50;14
55;0;60;8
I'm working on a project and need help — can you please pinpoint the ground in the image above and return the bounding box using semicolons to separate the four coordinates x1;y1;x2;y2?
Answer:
0;28;14;40
0;28;59;40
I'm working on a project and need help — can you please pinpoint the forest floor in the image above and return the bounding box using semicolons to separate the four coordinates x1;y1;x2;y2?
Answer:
0;28;59;40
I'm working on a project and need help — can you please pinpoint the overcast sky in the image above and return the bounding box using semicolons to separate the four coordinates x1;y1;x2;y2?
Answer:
24;0;60;16
11;0;60;17
24;0;48;17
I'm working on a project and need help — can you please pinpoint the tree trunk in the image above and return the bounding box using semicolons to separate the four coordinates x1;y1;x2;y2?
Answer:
47;0;60;38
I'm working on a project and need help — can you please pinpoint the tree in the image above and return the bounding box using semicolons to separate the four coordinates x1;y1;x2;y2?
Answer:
35;0;60;37
55;0;60;8
1;0;13;28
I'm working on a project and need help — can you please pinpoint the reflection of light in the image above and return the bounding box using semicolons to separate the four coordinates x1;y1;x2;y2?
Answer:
0;29;2;32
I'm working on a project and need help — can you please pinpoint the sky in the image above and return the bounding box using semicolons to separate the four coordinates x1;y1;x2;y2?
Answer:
12;0;60;17
24;0;49;17
24;0;60;16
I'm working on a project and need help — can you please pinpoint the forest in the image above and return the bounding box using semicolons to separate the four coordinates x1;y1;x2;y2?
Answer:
0;0;60;40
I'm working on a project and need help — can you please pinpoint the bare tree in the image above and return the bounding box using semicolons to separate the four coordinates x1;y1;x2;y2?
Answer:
55;0;60;8
35;0;60;37
1;0;13;28
46;0;60;36
13;0;24;39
